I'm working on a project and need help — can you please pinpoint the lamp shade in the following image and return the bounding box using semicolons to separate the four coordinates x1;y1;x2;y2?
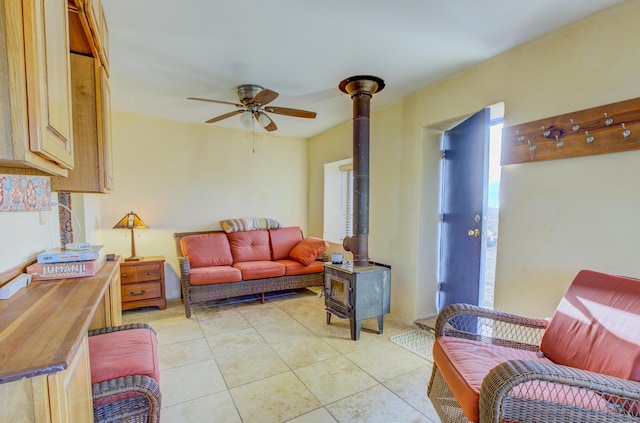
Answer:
113;211;148;261
113;211;148;230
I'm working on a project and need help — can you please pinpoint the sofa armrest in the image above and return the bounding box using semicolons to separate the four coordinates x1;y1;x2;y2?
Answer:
435;303;547;351
177;256;191;276
480;359;640;422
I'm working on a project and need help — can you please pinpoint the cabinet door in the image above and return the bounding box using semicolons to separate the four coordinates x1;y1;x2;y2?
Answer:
99;64;114;190
22;0;74;169
48;335;93;423
85;0;109;72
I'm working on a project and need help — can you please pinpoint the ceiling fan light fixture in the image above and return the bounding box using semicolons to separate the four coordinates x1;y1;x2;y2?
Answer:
240;111;253;128
257;112;271;128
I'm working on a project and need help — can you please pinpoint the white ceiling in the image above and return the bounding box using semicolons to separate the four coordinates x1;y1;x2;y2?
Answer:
103;0;623;139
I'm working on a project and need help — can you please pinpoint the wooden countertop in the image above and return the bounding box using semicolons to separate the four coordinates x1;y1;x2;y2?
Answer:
0;260;119;383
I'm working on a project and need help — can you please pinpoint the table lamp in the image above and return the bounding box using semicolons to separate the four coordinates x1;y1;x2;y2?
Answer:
113;211;148;261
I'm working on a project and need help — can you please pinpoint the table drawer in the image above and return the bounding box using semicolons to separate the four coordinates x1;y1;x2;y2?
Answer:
120;264;161;284
121;282;161;302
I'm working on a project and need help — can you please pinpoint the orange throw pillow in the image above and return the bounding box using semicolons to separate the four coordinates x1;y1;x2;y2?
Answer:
289;237;329;266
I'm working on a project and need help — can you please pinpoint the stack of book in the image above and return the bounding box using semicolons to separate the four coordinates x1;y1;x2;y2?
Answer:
27;245;106;280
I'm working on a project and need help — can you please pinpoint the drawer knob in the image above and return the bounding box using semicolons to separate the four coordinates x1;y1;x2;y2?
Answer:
146;272;152;276
130;290;145;296
122;273;128;277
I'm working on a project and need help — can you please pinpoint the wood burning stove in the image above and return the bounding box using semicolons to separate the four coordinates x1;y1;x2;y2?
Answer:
324;262;391;340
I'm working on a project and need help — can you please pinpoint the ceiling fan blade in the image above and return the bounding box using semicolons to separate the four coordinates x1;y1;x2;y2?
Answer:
254;112;278;132
251;89;279;106
263;106;316;119
187;97;244;108
205;109;244;124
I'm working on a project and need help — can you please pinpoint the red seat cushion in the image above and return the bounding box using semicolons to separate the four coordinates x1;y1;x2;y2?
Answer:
228;231;271;262
540;270;640;381
433;337;551;423
233;261;285;280
269;227;303;260
180;233;233;268
88;328;160;385
277;259;324;276
190;266;242;285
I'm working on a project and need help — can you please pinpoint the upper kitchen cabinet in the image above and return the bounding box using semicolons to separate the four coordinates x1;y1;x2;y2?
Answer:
0;0;74;176
68;0;109;73
52;53;113;193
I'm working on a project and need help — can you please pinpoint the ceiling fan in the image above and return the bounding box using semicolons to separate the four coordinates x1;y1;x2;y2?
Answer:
187;84;317;132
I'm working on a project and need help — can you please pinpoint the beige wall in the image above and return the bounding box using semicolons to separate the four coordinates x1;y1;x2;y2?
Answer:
309;1;640;321
95;111;310;298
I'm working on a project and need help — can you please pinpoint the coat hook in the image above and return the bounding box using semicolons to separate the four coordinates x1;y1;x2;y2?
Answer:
516;130;525;142
541;126;550;137
622;123;631;138
570;119;580;132
604;113;613;126
585;131;595;144
527;140;536;161
555;135;564;148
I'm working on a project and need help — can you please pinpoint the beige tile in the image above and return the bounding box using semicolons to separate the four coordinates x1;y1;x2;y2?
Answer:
122;309;149;324
216;344;289;388
294;356;378;405
161;359;227;407
255;319;314;344
271;336;340;369
206;327;266;358
198;310;251;337
158;337;213;370
154;319;203;346
346;342;428;382
192;302;241;321
384;365;441;422
161;390;242;423
320;326;386;354
326;384;431;423
239;303;296;327
230;372;320;423
145;303;189;327
286;407;338;423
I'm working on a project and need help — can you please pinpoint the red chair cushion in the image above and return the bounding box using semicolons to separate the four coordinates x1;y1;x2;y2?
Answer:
540;270;640;381
276;259;325;276
269;227;303;260
232;261;285;280
433;337;551;423
227;230;271;262
89;328;160;385
181;233;233;268
190;266;242;285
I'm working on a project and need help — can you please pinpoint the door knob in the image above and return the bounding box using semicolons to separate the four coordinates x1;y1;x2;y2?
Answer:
467;228;480;237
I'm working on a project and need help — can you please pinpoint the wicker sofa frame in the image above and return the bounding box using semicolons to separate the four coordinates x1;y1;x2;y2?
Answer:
88;323;161;423
174;230;324;318
427;303;640;423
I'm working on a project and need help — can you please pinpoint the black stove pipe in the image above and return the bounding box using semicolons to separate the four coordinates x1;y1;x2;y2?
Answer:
338;75;384;267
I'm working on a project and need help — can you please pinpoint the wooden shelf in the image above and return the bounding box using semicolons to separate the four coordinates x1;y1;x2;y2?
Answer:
502;97;640;165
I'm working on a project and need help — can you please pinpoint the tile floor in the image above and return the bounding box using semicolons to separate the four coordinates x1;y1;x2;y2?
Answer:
122;287;442;423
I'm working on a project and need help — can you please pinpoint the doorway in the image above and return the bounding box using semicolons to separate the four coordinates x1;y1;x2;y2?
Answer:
437;104;503;311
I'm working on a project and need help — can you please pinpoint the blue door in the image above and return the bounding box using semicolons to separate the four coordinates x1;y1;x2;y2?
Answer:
438;109;490;310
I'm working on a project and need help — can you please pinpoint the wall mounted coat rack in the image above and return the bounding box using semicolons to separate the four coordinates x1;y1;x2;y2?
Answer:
501;97;640;165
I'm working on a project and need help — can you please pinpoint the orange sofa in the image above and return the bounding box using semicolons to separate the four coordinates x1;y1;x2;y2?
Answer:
174;226;328;318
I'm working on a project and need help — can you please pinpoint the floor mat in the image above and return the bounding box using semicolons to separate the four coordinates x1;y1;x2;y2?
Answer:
390;330;435;361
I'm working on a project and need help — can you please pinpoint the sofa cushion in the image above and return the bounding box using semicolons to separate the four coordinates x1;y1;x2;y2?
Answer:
276;259;325;276
88;328;160;385
540;269;640;381
289;237;329;266
233;261;285;280
269;227;303;260
190;266;242;285
181;233;233;268
433;337;551;423
228;230;271;262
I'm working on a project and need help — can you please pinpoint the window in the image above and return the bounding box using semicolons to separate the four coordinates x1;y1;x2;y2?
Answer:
323;159;353;243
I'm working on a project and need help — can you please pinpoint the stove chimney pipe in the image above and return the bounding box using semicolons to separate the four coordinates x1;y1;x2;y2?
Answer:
338;75;384;268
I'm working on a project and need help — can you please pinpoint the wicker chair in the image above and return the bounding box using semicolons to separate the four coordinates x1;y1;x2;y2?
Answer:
88;323;161;423
427;270;640;423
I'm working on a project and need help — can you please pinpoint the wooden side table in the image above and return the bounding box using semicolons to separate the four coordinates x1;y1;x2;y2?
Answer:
120;256;166;311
